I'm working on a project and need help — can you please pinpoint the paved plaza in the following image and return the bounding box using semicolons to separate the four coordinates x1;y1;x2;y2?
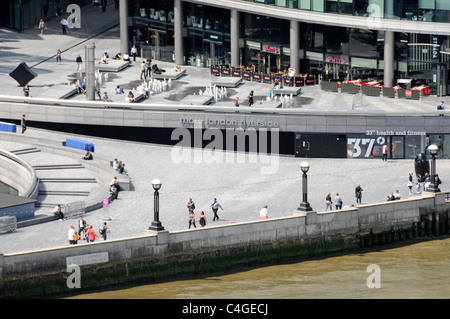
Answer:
0;3;449;254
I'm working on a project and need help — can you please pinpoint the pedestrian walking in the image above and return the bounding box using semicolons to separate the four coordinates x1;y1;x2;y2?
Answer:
60;17;68;35
189;211;196;229
56;48;62;64
68;226;77;245
145;57;152;78
416;174;422;193
23;85;30;97
210;198;223;221
334;193;342;210
78;216;86;236
355;184;363;204
407;172;413;194
38;19;46;35
87;225;98;242
199;211;207;227
76;54;83;72
325;193;332;211
382;144;388;161
248;90;254;106
140;61;146;79
99;222;108;240
186;198;195;213
437;100;445;117
21;114;27;134
259;205;268;220
131;45;138;63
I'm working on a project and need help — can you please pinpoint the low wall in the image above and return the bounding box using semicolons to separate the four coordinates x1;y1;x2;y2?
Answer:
0;193;448;298
0;149;38;199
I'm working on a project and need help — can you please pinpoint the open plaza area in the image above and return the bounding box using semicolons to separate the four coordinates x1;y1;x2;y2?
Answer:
0;2;449;255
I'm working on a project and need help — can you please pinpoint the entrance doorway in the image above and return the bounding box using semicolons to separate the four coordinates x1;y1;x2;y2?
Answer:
295;133;347;158
262;53;279;74
324;63;348;81
204;40;221;66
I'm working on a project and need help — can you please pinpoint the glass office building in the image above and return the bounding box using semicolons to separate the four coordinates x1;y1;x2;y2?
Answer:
0;0;88;31
127;0;450;95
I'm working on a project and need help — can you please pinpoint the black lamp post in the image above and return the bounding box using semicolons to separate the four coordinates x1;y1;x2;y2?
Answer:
149;179;165;231
298;162;312;212
426;144;441;193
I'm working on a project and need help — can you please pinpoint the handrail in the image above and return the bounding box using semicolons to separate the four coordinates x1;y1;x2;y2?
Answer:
0;95;446;117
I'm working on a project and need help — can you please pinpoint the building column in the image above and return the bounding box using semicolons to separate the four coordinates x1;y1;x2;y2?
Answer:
290;20;300;73
119;0;129;56
85;44;95;101
230;9;240;67
384;31;394;88
174;0;184;65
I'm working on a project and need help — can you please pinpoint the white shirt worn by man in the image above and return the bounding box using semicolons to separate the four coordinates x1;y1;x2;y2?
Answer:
68;228;75;241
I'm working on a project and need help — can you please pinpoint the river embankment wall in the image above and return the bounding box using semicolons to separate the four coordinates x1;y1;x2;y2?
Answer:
0;192;448;298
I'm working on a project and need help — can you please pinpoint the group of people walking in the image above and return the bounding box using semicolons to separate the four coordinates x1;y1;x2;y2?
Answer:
187;198;223;229
68;216;109;245
325;185;363;211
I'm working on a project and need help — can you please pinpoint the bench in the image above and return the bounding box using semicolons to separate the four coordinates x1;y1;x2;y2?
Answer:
59;88;78;99
0;121;16;133
96;60;131;72
0;216;17;234
152;69;186;80
272;87;302;96
124;90;145;103
65;138;95;152
211;77;243;88
178;94;214;105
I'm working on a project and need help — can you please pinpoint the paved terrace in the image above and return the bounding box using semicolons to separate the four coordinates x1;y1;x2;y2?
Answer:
0;3;448;254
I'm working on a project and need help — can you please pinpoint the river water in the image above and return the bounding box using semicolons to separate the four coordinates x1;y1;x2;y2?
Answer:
67;238;449;300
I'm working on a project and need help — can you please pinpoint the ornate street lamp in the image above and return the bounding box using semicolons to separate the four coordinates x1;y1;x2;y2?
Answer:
426;144;441;193
298;162;312;212
149;179;164;231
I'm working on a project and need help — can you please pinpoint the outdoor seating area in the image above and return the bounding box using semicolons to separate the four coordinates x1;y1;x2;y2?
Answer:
322;78;433;100
210;65;318;88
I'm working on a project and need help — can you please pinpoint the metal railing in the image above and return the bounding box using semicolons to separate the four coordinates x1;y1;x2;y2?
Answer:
63;201;86;219
0;216;17;234
0;94;447;117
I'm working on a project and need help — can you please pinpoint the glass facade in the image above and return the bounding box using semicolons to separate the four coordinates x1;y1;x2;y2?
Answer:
0;0;87;31
243;0;450;23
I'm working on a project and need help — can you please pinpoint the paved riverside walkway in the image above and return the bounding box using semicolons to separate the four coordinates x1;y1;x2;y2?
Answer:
0;4;449;254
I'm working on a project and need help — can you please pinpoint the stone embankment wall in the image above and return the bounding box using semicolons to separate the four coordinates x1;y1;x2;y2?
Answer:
0;193;448;298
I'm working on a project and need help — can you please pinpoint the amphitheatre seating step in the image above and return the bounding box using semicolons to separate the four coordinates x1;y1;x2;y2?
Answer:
10;147;41;155
39;190;91;196
33;164;84;170
39;177;97;183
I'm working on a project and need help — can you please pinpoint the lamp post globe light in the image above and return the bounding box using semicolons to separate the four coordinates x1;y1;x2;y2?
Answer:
149;179;165;231
298;162;313;212
426;144;441;193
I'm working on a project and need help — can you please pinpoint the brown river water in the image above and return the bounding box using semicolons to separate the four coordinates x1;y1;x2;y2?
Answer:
67;237;449;300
